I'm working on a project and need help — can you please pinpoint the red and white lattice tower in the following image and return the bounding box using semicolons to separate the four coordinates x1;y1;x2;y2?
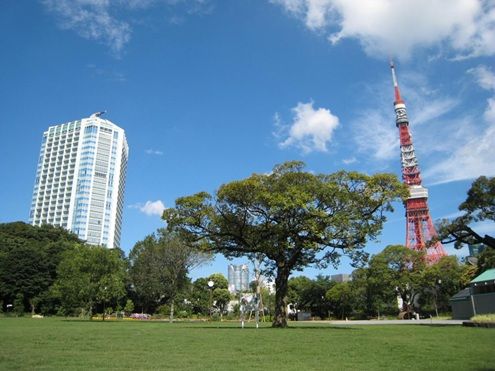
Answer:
390;62;447;263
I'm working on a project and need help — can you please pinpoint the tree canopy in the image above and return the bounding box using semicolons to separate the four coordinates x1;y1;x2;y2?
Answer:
52;244;127;318
368;245;426;317
0;222;80;313
437;176;495;249
288;275;333;319
163;161;407;327
128;229;210;320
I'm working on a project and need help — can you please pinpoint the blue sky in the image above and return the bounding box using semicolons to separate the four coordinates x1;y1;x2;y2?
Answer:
1;0;494;281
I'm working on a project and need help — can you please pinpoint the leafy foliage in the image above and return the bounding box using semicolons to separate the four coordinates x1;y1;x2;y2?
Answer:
207;273;228;290
325;282;354;319
367;245;426;315
52;244;126;318
164;161;407;327
0;222;80;313
128;229;210;319
288;275;334;318
437;176;495;249
476;248;495;274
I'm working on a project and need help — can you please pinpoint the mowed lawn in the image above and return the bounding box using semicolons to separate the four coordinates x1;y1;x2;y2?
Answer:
0;318;493;370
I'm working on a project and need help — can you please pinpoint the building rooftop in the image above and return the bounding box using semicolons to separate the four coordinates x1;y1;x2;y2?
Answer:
450;287;471;301
470;268;495;284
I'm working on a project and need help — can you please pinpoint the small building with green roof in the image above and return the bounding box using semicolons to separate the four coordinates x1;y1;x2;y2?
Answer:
450;268;495;320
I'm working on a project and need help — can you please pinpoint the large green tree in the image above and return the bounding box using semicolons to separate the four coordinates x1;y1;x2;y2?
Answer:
163;161;407;327
476;248;495;274
189;277;211;315
129;229;209;321
326;282;355;320
368;245;426;317
288;275;334;319
207;273;228;289
0;222;80;314
420;255;469;315
53;244;126;319
437;176;495;249
350;266;396;319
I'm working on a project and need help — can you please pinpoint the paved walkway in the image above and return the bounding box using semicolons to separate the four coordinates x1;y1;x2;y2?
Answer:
305;319;464;326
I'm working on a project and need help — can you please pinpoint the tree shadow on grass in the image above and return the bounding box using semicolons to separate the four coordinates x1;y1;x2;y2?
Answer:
59;319;360;331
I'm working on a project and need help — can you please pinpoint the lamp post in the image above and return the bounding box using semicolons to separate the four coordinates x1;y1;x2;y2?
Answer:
433;279;441;318
102;286;108;321
470;283;477;317
207;280;214;319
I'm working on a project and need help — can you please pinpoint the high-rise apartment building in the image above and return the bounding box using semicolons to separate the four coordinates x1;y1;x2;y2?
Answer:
228;264;250;293
29;113;128;248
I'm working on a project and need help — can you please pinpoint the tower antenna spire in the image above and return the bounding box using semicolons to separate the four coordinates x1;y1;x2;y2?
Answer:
390;60;403;103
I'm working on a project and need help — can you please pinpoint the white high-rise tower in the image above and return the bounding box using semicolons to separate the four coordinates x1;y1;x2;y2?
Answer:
29;113;129;248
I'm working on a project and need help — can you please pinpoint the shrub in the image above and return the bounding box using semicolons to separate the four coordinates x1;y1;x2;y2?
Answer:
471;314;495;323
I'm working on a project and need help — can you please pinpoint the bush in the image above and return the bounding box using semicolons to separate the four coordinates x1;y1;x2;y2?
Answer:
471;314;495;323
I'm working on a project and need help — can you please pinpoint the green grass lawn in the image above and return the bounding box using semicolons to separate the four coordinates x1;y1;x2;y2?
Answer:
0;317;493;370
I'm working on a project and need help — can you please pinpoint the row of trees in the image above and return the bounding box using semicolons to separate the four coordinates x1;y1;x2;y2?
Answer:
0;222;222;319
288;246;475;320
1;162;492;326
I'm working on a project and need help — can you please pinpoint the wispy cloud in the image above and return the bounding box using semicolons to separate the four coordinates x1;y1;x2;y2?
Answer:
422;64;495;184
42;0;131;56
275;101;340;154
129;200;166;216
468;65;495;90
145;148;164;155
353;109;398;161
271;0;495;60
42;0;215;55
342;157;357;165
468;65;495;121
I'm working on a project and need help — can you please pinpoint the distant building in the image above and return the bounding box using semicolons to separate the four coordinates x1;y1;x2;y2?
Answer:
331;274;351;283
468;244;486;257
29;113;128;248
228;264;249;293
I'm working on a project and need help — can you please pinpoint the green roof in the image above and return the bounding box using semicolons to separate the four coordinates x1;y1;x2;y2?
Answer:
470;268;495;284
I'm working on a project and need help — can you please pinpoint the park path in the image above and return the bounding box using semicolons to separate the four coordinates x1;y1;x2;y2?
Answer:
305;319;464;326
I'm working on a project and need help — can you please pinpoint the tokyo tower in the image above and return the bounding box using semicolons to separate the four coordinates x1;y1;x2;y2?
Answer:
390;62;447;263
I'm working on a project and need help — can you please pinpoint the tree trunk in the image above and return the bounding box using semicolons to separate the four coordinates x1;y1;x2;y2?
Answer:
169;300;174;323
273;265;290;328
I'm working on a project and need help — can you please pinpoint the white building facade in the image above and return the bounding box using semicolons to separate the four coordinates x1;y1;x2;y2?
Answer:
228;264;250;293
29;113;128;248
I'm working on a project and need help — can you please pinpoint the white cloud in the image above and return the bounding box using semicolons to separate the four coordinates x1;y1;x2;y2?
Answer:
272;0;495;60
412;98;459;126
484;97;495;122
468;65;495;91
277;101;340;153
342;157;357;165
468;65;495;122
129;200;166;216
422;119;495;184
353;109;398;161
42;0;214;55
145;148;164;155
43;0;131;55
